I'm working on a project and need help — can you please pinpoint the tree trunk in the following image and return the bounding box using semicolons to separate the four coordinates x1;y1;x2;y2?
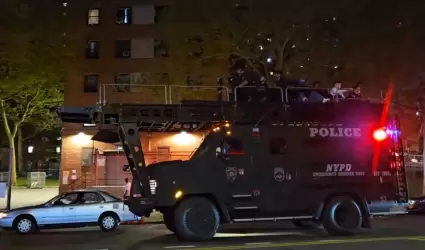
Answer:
17;127;24;176
7;138;17;185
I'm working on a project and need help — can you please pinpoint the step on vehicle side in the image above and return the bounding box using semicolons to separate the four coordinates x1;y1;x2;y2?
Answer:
56;86;408;241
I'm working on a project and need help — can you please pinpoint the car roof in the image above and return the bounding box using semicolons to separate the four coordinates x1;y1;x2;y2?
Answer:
64;189;106;194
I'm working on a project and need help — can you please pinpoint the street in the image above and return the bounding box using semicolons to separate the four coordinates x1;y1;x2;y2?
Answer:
1;215;425;250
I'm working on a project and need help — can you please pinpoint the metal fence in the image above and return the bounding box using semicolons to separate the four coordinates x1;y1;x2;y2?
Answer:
26;172;46;189
168;85;230;104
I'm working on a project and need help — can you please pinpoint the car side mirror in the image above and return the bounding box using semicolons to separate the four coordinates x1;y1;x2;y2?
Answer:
215;146;228;158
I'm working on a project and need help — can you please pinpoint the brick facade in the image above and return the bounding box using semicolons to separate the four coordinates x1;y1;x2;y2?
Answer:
60;127;206;193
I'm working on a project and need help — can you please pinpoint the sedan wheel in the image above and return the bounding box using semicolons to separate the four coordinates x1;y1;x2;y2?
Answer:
15;217;36;234
99;214;118;232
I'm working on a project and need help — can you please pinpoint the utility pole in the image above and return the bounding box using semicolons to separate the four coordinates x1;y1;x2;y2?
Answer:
6;149;13;210
420;81;425;196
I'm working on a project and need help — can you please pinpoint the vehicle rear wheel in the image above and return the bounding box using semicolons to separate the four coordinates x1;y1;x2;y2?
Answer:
99;213;119;232
322;196;362;236
174;197;220;241
163;211;176;233
14;215;37;234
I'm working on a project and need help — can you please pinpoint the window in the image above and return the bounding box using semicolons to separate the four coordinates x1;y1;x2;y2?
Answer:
114;73;130;92
132;5;155;25
81;192;103;204
131;39;154;58
86;40;99;59
81;147;94;166
154;40;169;57
116;7;132;24
83;74;99;93
224;138;243;152
56;193;78;205
88;9;100;25
269;138;287;154
115;40;131;58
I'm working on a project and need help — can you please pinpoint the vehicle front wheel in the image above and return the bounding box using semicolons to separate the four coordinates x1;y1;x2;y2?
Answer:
322;196;362;236
14;215;37;234
99;213;119;232
174;197;220;241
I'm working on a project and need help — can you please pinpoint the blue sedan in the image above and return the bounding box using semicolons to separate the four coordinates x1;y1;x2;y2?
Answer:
0;189;141;234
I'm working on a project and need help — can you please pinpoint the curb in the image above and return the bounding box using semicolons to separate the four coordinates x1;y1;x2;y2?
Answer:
121;219;145;225
12;186;59;189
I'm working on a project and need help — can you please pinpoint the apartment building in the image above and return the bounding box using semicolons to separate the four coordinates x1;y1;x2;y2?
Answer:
60;0;207;193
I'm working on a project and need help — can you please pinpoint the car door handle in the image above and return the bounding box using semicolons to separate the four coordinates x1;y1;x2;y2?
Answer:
68;207;74;210
99;206;104;208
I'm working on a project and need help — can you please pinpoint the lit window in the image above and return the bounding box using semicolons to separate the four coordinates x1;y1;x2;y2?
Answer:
88;9;100;25
116;7;132;24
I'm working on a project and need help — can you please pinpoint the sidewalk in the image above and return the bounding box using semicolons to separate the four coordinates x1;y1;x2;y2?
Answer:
144;211;163;223
0;187;59;209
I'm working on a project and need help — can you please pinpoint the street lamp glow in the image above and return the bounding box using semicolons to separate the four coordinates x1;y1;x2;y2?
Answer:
71;132;92;145
28;146;34;154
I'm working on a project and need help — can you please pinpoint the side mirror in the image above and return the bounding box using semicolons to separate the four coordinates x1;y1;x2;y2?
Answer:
215;146;228;158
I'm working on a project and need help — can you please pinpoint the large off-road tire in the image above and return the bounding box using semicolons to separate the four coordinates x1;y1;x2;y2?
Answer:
99;213;119;232
14;215;37;235
163;211;176;233
322;196;362;236
174;197;220;241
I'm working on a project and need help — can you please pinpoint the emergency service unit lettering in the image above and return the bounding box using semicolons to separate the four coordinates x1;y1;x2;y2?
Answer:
312;164;366;177
309;127;361;138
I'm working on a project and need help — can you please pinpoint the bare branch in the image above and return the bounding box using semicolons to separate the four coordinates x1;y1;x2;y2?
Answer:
11;90;40;137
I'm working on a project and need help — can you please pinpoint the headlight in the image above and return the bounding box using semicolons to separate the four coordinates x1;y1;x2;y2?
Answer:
0;212;8;219
408;200;416;205
149;180;157;195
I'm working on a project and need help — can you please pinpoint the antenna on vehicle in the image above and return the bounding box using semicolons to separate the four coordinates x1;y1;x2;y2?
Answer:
254;108;273;128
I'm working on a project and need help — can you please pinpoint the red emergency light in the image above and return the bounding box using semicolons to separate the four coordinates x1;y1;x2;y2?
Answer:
373;128;387;142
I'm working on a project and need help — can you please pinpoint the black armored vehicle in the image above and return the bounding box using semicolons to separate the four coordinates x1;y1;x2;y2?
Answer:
57;87;408;241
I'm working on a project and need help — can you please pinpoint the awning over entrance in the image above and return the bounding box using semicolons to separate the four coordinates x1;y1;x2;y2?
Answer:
92;129;120;143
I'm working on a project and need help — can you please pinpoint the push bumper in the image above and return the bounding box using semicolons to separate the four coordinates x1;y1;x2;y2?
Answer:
124;198;156;217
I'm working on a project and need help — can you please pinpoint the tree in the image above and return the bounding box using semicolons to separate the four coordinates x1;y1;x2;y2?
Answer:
156;0;348;92
17;111;60;175
0;0;67;184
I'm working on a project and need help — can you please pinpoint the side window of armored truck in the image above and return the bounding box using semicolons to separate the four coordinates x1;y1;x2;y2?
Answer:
269;137;287;154
224;138;244;155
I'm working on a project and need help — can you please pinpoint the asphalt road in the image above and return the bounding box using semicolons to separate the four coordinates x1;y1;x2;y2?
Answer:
1;215;425;250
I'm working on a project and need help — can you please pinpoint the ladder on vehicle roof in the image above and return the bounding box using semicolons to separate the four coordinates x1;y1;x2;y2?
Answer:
57;100;383;126
388;117;408;203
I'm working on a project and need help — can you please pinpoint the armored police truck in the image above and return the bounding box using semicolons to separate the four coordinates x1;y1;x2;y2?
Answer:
57;93;408;241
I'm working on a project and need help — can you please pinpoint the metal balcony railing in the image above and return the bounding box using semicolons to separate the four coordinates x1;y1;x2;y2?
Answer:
97;84;386;105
